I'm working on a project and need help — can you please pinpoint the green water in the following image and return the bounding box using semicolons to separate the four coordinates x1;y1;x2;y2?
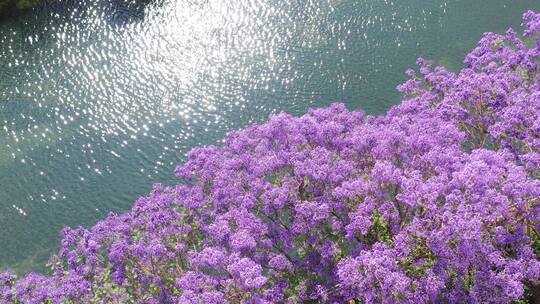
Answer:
0;0;539;274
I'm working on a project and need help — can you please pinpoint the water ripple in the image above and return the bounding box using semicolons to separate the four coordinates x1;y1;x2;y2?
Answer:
0;0;538;273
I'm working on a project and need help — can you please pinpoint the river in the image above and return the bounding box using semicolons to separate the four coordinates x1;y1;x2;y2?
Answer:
0;0;538;274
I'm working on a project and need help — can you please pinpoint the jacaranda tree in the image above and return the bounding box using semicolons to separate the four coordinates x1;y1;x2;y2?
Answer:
1;10;540;304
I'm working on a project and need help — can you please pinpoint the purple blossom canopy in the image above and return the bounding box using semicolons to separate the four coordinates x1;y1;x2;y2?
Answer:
2;10;540;304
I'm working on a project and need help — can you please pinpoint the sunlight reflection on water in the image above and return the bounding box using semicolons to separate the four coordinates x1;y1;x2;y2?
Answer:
0;0;538;273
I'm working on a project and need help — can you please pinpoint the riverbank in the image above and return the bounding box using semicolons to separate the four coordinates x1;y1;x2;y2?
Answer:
0;0;39;17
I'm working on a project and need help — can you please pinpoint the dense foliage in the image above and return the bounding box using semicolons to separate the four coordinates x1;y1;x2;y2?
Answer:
2;10;540;304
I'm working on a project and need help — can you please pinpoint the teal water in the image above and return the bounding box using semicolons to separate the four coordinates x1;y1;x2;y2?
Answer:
0;0;539;274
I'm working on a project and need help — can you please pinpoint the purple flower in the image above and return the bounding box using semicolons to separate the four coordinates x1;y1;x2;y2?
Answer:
5;10;540;303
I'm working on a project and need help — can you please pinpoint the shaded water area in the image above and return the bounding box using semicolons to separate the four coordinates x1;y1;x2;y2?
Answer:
0;0;539;274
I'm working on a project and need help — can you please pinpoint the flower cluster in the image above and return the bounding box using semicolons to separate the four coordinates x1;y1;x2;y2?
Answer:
2;10;540;304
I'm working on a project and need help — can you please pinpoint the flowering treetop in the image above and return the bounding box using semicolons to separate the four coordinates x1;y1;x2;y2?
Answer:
2;10;540;304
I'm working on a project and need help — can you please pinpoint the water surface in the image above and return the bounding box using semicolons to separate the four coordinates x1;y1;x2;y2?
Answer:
0;0;538;273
